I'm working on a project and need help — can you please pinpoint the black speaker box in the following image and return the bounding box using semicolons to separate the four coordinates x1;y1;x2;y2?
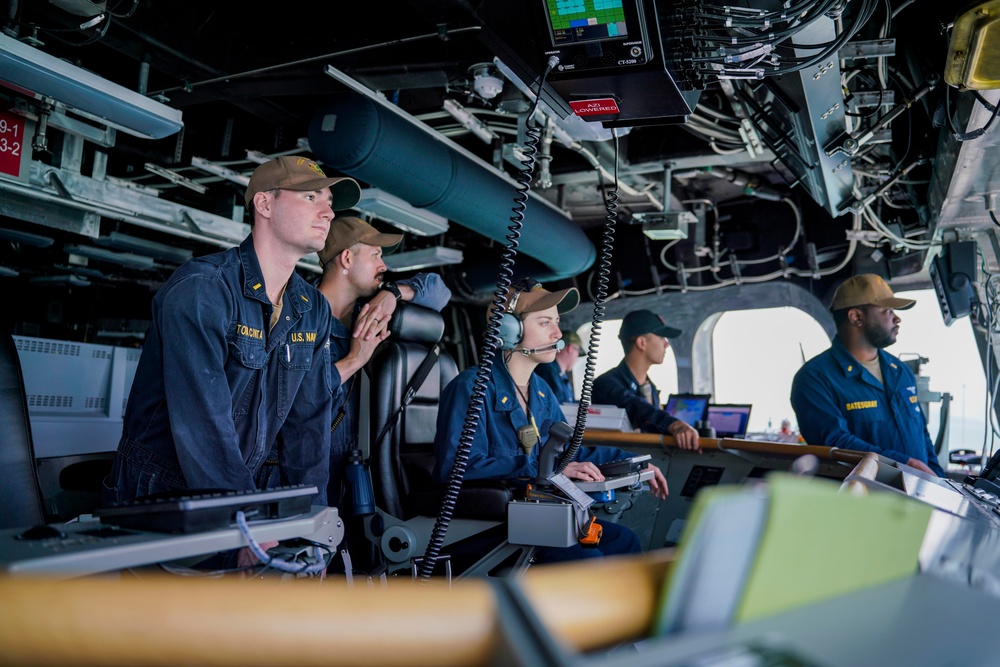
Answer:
929;241;978;325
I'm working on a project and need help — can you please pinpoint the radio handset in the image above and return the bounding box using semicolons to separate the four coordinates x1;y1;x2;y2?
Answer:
532;420;574;488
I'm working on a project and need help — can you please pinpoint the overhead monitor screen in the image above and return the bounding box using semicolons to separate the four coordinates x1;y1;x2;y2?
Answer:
546;0;629;45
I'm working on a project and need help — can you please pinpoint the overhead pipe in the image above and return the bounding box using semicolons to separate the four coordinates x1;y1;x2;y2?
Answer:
308;93;596;281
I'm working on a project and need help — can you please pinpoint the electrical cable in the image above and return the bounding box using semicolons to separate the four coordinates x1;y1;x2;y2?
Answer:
842;69;887;120
709;141;749;155
630;208;863;295
148;26;483;97
767;2;877;76
978;270;1000;468
558;128;621;471
107;0;140;19
416;56;560;582
693;0;879;80
233;511;329;576
40;13;111;47
656;198;801;278
891;0;917;18
945;85;1000;142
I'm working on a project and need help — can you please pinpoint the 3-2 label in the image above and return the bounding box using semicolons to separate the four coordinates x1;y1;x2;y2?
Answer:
0;110;25;178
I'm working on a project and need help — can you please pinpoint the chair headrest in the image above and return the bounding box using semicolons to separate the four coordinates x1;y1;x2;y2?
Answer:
388;303;444;345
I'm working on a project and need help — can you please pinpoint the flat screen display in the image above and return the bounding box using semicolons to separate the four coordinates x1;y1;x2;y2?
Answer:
707;404;753;438
664;394;710;426
546;0;629;45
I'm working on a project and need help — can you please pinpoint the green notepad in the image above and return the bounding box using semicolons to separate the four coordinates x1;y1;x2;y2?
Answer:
737;475;931;622
655;474;933;635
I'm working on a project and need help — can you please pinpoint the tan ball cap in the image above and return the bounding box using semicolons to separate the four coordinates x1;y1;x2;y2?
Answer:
244;155;361;210
830;274;916;310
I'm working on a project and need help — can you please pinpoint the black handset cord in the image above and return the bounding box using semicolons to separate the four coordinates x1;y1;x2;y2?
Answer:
558;129;621;471
418;56;562;582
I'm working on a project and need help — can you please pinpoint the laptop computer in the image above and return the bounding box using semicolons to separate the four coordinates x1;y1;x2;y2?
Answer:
706;404;753;438
663;393;711;427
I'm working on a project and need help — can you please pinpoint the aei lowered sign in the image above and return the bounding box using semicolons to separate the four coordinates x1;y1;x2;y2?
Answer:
569;98;621;118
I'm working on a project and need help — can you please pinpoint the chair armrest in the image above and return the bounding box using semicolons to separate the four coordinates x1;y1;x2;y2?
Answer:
408;479;519;521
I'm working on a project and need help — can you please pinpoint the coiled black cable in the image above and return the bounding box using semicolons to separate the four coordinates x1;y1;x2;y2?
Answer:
417;57;560;582
558;129;622;470
945;84;1000;143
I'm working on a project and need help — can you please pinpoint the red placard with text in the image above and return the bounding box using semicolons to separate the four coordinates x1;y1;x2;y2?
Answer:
568;98;621;118
0;108;25;178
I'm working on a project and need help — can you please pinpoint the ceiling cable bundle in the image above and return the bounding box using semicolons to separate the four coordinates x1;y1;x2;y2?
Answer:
681;0;879;81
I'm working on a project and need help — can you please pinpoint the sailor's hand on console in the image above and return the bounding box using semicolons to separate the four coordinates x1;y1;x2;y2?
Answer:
354;300;392;342
647;463;669;500
906;458;934;475
562;461;605;482
668;419;701;452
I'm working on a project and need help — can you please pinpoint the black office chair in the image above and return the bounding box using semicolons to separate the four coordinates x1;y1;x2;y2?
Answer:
0;329;47;529
365;303;532;578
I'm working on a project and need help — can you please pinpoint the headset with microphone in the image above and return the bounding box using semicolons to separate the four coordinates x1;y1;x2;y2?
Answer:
498;278;566;354
515;340;565;355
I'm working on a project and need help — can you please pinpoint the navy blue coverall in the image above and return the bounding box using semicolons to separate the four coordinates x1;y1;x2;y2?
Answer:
790;338;944;476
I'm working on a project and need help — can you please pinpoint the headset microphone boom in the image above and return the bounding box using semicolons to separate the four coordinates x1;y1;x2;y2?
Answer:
514;340;566;356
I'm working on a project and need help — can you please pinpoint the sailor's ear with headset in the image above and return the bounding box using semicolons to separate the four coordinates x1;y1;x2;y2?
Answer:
497;278;540;350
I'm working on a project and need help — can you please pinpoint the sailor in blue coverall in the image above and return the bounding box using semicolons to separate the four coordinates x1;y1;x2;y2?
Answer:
108;156;362;505
434;281;669;562
592;309;701;450
791;274;945;476
315;216;451;506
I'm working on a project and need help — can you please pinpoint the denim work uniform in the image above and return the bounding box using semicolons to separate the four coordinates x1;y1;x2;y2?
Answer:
327;273;451;505
109;235;336;504
535;361;574;404
434;358;630;483
434;358;640;561
592;361;683;434
790;338;944;476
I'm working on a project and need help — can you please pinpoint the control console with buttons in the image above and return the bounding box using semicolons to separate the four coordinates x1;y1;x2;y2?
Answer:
0;506;342;579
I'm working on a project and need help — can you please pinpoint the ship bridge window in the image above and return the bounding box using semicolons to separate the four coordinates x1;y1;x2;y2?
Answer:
893;289;985;451
711;292;986;448
712;307;829;435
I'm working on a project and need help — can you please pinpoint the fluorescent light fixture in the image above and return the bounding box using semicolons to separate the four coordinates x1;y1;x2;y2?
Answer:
355;188;449;236
63;244;155;270
636;210;696;240
144;163;207;193
245;150;271;165
97;231;194;264
0;33;183;139
191;156;251;187
383;246;464;271
29;274;91;286
245;140;311;165
0;228;53;247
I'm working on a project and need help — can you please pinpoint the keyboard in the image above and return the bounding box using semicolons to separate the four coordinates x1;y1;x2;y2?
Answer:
95;485;318;534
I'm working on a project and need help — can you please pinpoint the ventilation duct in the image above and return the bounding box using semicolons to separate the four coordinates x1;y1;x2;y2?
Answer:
308;94;595;281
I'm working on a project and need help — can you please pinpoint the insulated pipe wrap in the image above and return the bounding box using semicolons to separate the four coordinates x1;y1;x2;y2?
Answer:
310;95;595;279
